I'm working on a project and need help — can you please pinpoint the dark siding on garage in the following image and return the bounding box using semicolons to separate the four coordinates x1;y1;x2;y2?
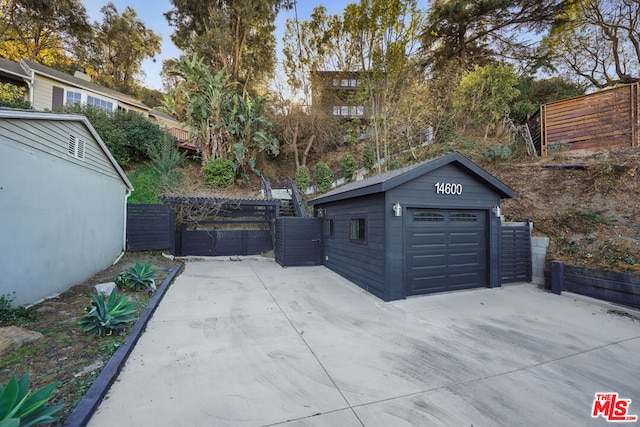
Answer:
322;193;386;299
309;152;514;302
387;163;501;209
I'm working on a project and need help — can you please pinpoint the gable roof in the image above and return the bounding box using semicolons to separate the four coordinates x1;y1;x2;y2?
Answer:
309;151;514;205
21;60;149;111
0;109;133;190
0;57;30;82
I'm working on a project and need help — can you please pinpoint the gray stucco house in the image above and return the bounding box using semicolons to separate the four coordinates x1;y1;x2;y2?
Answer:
308;152;514;301
0;109;133;305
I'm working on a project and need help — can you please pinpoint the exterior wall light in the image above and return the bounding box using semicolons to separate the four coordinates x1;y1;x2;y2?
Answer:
393;202;402;217
492;205;501;218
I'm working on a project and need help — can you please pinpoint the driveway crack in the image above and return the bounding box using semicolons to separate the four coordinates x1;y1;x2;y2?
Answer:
250;262;365;426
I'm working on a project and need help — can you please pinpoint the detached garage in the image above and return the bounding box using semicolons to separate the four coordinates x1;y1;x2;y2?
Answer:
0;110;133;305
308;152;514;302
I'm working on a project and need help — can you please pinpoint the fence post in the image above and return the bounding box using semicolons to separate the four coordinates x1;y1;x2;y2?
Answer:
551;260;565;295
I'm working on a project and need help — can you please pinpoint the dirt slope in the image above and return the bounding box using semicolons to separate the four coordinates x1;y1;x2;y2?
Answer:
482;148;640;273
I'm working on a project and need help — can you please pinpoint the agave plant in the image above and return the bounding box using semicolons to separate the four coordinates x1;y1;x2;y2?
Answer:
0;373;65;427
118;262;157;291
78;289;138;338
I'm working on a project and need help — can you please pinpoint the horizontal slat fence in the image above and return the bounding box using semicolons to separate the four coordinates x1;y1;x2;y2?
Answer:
126;204;173;251
536;82;639;156
549;262;640;309
501;222;532;284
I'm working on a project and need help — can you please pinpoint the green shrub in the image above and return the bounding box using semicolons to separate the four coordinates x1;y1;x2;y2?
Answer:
117;262;157;292
0;373;66;426
341;153;357;182
127;165;160;204
202;158;235;188
314;162;333;193
0;293;37;325
59;105;169;167
362;146;375;170
78;289;138;338
294;165;311;195
481;144;512;162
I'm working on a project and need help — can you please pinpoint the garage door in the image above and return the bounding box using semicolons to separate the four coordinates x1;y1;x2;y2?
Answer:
405;209;487;295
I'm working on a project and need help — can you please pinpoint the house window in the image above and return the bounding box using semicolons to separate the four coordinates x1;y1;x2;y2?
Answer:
87;95;113;111
333;105;365;117
66;91;81;105
67;134;85;160
350;218;366;242
349;79;358;87
324;218;334;237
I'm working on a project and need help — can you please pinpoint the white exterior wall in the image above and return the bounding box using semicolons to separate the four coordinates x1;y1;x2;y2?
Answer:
0;116;129;305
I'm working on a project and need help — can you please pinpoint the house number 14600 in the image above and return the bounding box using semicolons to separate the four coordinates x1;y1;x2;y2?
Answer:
434;182;463;195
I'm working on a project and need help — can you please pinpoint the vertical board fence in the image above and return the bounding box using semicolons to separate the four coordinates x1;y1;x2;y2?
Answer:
275;217;323;267
501;222;532;284
126;204;173;251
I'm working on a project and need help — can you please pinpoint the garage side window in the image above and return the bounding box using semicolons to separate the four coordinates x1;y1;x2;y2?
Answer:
324;218;334;237
350;218;366;242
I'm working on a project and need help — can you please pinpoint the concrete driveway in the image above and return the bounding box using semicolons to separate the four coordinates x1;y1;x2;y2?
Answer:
89;258;640;426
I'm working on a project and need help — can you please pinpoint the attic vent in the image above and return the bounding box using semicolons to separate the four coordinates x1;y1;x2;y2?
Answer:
68;135;85;160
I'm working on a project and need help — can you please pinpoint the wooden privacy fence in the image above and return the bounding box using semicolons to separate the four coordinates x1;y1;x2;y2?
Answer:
500;222;532;284
126;204;173;251
527;82;640;156
275;217;322;267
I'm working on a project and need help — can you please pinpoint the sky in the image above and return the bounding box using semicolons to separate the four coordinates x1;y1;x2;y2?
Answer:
82;1;348;90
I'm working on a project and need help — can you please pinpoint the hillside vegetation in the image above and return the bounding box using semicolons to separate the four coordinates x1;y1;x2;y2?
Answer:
482;148;640;274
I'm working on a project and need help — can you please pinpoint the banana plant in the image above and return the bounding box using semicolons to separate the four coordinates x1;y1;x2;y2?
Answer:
0;373;65;427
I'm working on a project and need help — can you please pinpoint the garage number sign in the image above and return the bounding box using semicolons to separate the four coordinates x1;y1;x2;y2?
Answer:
434;182;463;195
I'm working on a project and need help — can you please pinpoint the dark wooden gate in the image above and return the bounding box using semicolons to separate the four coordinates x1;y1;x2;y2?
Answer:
501;222;532;284
275;217;323;267
163;197;280;257
180;228;272;256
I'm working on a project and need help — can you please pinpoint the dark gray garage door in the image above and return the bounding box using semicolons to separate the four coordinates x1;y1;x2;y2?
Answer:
405;209;487;295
